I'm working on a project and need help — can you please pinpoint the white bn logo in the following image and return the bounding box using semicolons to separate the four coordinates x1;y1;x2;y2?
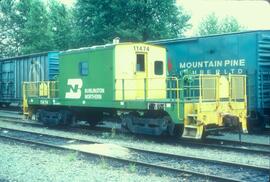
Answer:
65;79;83;99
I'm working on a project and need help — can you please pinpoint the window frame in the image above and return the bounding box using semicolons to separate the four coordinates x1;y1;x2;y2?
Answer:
136;53;146;72
154;60;163;75
79;61;89;76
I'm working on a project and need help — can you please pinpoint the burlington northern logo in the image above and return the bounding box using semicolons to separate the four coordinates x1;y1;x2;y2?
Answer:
65;79;83;99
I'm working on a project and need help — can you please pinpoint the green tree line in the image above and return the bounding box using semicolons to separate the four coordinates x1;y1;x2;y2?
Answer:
0;0;243;58
197;13;244;36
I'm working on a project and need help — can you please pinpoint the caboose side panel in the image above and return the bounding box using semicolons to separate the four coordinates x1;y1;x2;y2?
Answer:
58;47;115;107
114;44;166;100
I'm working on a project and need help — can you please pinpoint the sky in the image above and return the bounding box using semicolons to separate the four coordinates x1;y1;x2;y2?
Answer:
177;0;270;36
58;0;270;36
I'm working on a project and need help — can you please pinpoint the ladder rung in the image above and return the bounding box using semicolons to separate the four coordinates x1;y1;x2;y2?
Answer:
184;125;197;128
188;114;198;117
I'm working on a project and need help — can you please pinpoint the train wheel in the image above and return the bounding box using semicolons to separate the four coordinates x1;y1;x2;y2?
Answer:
69;114;77;127
121;113;168;136
167;117;175;136
170;124;183;138
36;109;68;127
247;117;264;133
0;103;11;108
87;113;103;127
36;109;42;122
120;114;132;132
201;126;207;139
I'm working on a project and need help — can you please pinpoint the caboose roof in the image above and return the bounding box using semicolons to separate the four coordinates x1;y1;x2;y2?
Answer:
60;42;164;55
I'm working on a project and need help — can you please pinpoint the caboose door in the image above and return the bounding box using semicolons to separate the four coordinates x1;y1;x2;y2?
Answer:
135;53;148;99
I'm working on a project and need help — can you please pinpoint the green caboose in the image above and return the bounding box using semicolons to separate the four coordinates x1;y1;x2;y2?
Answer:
23;42;247;139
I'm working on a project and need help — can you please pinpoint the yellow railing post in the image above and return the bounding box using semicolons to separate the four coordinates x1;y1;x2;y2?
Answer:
47;81;50;98
22;83;28;116
199;74;202;112
175;77;180;120
216;75;220;108
244;75;247;108
229;74;232;103
122;79;125;101
144;78;147;100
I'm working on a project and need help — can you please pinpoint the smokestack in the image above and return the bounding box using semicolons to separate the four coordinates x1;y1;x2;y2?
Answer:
113;37;120;44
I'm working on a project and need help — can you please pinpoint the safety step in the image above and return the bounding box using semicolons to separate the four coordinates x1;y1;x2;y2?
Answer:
182;124;204;139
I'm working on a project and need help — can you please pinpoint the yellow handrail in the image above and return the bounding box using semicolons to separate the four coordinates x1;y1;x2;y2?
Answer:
23;81;59;99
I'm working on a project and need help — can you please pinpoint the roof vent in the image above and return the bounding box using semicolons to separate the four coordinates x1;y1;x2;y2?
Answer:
113;37;120;44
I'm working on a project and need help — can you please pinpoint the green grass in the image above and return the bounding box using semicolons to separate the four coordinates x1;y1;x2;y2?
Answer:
128;163;137;173
66;151;78;162
99;156;110;170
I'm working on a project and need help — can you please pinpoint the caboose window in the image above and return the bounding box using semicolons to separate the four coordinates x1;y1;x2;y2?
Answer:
136;54;145;72
154;61;163;75
79;62;88;76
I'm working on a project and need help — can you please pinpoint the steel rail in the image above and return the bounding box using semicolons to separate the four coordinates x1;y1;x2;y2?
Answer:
0;115;270;156
177;139;270;156
0;126;269;182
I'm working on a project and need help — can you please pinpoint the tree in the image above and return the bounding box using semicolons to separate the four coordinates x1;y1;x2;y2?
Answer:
197;13;219;36
48;0;73;51
197;13;244;36
74;0;191;47
1;0;191;57
0;0;60;57
0;0;75;57
220;17;243;33
14;0;53;54
0;0;18;58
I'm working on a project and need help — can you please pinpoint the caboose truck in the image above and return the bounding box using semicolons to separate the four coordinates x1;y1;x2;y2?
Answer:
23;42;247;139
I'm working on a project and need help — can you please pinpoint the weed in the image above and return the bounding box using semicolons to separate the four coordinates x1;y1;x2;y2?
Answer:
111;127;116;138
67;151;78;162
99;157;109;169
128;163;136;173
101;132;110;139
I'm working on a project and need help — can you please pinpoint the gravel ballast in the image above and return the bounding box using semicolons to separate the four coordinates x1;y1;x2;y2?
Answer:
1;128;268;182
0;120;269;169
0;139;185;182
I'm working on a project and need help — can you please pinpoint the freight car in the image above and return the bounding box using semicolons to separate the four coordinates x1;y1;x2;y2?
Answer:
0;52;59;106
23;42;247;139
150;30;270;130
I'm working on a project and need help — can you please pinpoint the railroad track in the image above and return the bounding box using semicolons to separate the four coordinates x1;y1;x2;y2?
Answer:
1;113;270;157
0;107;21;113
177;138;270;156
0;126;269;182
